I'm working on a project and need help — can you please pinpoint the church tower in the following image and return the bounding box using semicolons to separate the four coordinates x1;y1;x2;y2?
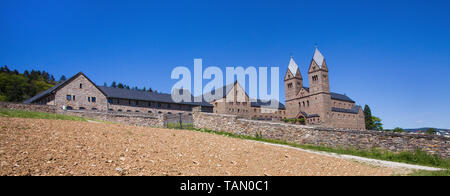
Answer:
308;46;332;124
284;57;302;101
284;57;302;118
308;46;330;94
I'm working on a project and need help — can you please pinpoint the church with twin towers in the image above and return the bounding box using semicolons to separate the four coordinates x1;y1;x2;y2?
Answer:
283;47;366;130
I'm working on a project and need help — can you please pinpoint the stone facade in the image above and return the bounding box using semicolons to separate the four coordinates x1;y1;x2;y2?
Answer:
210;82;286;121
193;111;450;158
54;74;108;111
284;48;366;130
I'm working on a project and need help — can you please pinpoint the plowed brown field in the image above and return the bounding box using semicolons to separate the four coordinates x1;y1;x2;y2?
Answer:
0;117;394;176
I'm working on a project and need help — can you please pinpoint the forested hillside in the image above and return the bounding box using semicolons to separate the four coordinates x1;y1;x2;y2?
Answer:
0;66;57;102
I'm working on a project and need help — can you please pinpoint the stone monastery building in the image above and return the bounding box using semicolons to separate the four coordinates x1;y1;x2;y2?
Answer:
25;47;365;130
283;47;365;130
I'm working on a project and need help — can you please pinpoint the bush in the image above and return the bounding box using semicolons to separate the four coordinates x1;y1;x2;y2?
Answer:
283;118;305;125
393;127;404;133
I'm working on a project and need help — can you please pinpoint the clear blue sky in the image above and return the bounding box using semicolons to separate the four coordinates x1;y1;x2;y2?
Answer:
1;0;450;129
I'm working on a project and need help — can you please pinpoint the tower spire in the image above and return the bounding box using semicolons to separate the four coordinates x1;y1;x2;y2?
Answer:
288;56;299;75
313;47;325;68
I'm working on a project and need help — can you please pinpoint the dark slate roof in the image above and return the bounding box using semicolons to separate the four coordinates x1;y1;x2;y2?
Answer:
23;82;64;104
98;86;213;107
251;99;286;110
198;82;235;102
303;87;354;103
330;92;355;103
300;112;320;118
331;106;362;114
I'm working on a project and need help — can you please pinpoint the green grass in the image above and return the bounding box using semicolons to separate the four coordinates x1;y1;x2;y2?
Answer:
185;127;450;175
0;108;89;122
409;169;450;176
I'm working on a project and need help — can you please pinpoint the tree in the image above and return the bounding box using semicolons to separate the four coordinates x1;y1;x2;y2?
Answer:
372;116;383;131
23;70;30;78
426;128;437;135
117;83;124;89
393;127;404;133
111;81;117;88
364;105;374;130
59;75;67;82
42;71;50;81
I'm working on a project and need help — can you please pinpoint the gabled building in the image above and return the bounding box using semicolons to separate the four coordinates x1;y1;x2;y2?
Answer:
284;47;366;129
207;81;286;121
24;72;213;114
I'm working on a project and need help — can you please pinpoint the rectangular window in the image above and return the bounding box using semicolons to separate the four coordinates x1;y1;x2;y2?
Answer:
80;83;82;89
108;99;113;104
66;95;71;101
92;97;96;102
168;104;171;109
72;95;76;101
88;97;91;102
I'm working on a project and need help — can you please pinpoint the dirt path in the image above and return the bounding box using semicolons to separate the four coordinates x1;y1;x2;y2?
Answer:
0;117;398;176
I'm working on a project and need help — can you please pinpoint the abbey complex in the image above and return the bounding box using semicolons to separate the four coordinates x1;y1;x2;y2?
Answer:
24;47;365;130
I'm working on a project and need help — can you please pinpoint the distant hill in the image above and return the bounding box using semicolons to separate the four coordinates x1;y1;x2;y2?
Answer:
404;127;450;133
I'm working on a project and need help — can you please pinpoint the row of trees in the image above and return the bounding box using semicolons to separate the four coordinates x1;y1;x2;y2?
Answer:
106;81;157;93
0;66;59;102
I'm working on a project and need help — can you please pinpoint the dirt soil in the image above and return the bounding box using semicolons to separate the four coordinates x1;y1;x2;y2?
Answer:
0;117;395;176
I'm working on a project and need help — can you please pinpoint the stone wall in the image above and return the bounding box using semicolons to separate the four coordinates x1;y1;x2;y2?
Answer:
60;110;165;128
193;111;450;158
0;102;164;128
0;102;57;113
